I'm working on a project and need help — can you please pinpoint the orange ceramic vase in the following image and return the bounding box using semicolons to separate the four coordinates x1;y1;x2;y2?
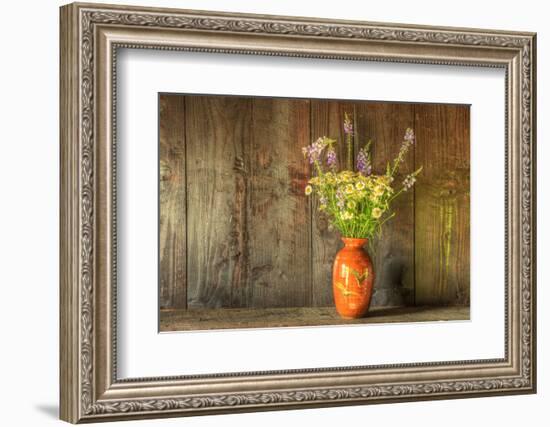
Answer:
332;238;374;319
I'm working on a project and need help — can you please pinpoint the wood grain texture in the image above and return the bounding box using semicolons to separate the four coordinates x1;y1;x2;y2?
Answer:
160;306;470;331
355;102;415;306
414;104;470;305
247;98;311;308
310;100;357;306
161;95;470;311
185;96;253;308
159;95;187;309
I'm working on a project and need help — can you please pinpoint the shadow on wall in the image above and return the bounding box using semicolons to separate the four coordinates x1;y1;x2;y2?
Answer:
35;404;58;419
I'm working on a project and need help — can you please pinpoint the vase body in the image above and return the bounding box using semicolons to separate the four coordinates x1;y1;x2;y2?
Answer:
332;238;374;319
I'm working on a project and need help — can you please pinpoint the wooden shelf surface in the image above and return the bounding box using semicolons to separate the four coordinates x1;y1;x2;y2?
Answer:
160;305;470;332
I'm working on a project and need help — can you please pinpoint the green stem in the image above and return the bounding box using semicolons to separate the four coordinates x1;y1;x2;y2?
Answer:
388;187;406;203
391;154;403;177
347;133;352;170
378;212;396;228
313;160;323;177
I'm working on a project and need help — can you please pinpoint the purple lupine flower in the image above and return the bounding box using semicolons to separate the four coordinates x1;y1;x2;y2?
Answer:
302;137;327;164
326;147;337;168
392;128;415;175
343;114;354;135
404;128;415;144
399;128;415;154
356;146;372;176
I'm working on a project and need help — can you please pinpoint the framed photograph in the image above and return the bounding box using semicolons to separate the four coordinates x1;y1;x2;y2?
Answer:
157;93;472;333
60;2;536;423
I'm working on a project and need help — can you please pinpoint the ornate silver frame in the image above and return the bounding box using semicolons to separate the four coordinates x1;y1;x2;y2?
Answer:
60;2;537;423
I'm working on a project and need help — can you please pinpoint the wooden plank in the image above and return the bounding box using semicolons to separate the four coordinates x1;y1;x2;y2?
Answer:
159;95;187;309
247;98;311;308
162;96;470;310
310;100;357;306
185;95;252;308
414;104;470;305
160;305;470;332
355;102;415;306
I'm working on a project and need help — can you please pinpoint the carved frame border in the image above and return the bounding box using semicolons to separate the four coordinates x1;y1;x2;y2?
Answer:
60;2;536;423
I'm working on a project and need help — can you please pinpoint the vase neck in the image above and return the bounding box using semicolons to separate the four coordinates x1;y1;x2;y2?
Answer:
341;237;368;248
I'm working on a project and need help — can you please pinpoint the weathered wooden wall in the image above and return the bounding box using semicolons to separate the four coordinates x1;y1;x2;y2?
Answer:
414;105;470;305
159;94;470;310
159;96;186;309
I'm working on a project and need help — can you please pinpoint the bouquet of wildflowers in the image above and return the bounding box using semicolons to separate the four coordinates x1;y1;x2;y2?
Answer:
303;113;422;239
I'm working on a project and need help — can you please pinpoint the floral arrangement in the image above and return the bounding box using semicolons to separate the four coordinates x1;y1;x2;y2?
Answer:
302;113;422;239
